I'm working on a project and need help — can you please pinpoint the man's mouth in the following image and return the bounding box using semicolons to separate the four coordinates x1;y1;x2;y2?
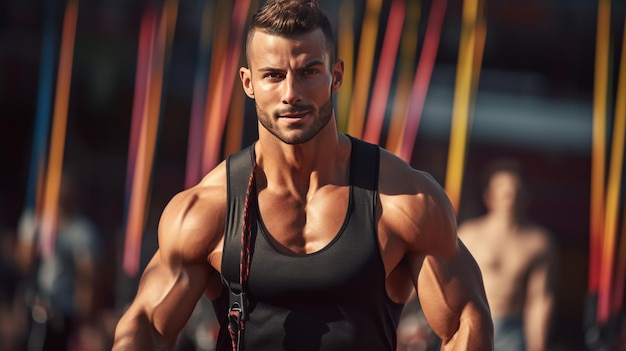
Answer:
279;110;310;118
277;105;313;119
282;113;307;118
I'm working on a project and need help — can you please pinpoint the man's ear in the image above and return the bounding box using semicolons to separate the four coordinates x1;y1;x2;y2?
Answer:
331;59;344;93
240;67;254;98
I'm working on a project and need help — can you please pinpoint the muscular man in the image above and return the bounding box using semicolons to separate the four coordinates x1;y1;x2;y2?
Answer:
458;160;555;351
113;1;493;350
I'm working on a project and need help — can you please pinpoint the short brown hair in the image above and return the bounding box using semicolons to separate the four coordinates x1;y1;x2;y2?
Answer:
246;0;336;63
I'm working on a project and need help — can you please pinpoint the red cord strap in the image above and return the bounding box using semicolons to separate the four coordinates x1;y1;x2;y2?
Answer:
228;161;256;351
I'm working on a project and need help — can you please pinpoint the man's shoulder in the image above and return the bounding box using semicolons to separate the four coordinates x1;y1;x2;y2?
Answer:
377;149;454;232
159;163;228;244
519;222;555;252
378;148;444;194
376;149;457;256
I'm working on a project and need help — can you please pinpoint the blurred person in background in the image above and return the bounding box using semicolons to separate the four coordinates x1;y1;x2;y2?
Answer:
458;159;557;351
16;170;101;351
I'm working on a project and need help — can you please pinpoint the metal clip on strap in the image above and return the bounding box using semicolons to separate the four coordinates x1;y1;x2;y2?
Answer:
228;283;249;325
228;284;248;351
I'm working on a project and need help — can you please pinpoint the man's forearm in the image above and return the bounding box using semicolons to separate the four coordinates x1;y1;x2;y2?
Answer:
440;312;494;351
113;312;174;351
524;296;553;351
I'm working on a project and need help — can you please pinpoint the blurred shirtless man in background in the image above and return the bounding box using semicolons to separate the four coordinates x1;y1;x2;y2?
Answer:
459;160;556;351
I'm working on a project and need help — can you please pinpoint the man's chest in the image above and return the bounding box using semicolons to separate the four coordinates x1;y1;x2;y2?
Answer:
256;186;350;255
473;239;535;280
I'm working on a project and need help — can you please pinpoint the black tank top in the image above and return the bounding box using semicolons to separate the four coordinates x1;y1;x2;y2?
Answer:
214;136;403;350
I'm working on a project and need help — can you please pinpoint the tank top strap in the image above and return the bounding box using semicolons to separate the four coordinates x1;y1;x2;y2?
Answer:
347;135;380;193
222;143;256;288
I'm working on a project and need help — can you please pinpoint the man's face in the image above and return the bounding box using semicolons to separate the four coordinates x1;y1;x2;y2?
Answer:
240;28;343;144
484;171;522;214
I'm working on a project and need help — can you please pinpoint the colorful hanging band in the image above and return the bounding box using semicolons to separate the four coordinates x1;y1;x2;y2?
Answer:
386;0;420;155
609;16;626;318
598;3;624;323
398;0;447;163
203;0;253;174
185;0;215;188
27;0;56;212
337;0;355;133
589;0;611;300
347;0;383;138
443;0;485;212
363;0;406;145
40;0;79;258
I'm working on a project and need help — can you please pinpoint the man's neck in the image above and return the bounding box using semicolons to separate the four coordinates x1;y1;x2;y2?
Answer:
255;129;350;194
484;210;521;232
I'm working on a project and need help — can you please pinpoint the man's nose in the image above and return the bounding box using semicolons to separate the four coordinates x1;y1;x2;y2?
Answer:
282;75;303;105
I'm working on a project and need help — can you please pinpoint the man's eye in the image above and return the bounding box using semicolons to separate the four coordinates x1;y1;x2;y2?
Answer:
265;73;284;79
302;68;319;76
